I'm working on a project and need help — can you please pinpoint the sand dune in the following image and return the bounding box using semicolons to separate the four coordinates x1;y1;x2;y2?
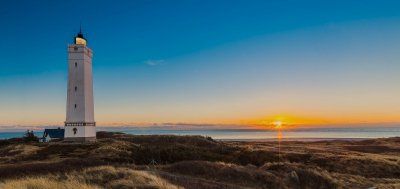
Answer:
0;132;399;188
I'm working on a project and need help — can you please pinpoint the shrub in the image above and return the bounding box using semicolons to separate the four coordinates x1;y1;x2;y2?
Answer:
22;130;39;143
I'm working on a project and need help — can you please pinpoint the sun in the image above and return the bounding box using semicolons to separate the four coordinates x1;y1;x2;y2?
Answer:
254;116;292;129
273;120;283;129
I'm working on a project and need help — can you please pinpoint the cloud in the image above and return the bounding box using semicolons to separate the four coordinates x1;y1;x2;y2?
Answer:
145;59;165;66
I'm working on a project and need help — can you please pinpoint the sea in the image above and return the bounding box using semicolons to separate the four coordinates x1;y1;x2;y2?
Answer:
0;126;399;141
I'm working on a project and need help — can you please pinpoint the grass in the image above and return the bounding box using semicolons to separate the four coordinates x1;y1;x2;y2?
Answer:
0;166;180;189
0;132;399;188
163;161;285;188
1;177;98;189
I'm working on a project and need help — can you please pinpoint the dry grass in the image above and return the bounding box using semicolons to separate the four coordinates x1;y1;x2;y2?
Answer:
0;177;98;189
0;133;399;188
163;161;284;188
0;144;40;163
0;166;180;189
163;161;341;189
71;166;180;189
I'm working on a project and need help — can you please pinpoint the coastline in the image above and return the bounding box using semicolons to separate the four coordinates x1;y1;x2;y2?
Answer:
0;125;399;141
218;137;371;142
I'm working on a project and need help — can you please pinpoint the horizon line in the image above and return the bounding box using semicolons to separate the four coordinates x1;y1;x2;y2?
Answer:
0;122;399;129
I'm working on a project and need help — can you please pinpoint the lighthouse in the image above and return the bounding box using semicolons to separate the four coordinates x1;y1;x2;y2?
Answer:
64;29;96;142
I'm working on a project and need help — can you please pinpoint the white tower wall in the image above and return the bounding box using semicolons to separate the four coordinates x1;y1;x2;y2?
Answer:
64;42;96;142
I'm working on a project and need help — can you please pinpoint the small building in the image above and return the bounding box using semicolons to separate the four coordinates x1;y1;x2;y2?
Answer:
42;128;65;142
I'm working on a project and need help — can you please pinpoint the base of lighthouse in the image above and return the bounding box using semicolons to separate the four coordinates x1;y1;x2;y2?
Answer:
64;125;96;142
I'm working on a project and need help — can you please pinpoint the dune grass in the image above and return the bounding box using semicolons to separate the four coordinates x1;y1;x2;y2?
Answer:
0;133;399;188
0;166;180;189
0;177;98;189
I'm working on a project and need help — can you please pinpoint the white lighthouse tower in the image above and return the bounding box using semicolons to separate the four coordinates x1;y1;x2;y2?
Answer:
64;29;96;142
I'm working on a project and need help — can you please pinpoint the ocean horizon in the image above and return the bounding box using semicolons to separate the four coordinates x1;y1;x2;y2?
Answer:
1;125;399;140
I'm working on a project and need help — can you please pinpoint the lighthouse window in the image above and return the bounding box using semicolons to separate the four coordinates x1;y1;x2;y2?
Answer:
74;104;77;108
75;62;77;67
75;86;77;91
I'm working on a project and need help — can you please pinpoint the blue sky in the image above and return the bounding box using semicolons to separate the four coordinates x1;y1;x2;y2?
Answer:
1;0;400;126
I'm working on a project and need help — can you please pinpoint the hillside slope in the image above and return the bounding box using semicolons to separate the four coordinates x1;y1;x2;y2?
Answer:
0;132;399;188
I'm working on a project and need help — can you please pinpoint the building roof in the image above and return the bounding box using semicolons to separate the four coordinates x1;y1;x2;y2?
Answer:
74;26;87;44
44;128;64;139
76;30;85;40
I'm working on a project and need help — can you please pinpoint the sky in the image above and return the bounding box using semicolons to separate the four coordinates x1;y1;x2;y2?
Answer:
0;0;400;127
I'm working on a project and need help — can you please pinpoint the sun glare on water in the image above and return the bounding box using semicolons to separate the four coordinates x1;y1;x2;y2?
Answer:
273;120;284;163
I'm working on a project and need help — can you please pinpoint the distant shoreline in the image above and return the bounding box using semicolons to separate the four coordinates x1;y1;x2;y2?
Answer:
219;137;371;142
0;127;399;140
